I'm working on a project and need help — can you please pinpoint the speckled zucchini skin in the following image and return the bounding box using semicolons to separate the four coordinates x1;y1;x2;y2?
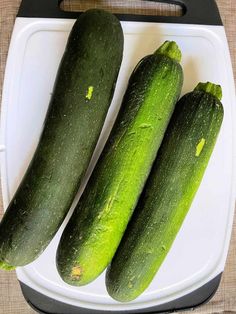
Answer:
56;42;183;286
106;84;224;302
0;9;124;268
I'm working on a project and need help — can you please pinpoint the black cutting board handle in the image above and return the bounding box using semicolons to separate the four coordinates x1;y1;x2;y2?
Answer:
20;274;222;314
17;0;222;25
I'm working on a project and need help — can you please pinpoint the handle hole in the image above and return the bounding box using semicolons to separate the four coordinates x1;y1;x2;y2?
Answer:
59;0;184;17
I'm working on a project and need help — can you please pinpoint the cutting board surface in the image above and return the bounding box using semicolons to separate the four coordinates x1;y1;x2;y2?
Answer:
1;18;235;310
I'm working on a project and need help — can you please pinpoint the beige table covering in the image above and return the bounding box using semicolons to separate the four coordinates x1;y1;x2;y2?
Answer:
0;1;235;313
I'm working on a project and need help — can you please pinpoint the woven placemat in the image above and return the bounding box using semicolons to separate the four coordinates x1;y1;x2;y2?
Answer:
0;1;235;313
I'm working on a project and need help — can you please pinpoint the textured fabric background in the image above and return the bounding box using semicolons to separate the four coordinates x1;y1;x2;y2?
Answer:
0;1;235;313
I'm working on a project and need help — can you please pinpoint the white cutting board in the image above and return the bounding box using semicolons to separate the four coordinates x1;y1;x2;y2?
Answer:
1;18;236;311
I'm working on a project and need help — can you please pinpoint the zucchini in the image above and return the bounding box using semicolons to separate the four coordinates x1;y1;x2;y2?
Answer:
56;41;183;286
0;9;124;268
106;82;224;302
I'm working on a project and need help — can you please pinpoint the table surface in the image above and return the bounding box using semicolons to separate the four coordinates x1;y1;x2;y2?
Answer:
0;1;236;313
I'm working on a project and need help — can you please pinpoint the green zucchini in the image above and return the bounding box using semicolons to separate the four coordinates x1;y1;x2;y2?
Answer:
56;41;183;286
106;82;224;302
0;9;124;268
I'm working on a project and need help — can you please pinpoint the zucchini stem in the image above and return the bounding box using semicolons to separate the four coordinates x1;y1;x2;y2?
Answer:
155;41;182;63
195;82;222;101
0;260;16;271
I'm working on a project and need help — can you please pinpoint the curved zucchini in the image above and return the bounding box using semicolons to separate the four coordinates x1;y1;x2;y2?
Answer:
56;41;184;286
0;9;124;268
106;82;224;302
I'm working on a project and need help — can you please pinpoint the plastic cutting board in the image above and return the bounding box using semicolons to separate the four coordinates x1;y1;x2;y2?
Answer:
0;0;236;313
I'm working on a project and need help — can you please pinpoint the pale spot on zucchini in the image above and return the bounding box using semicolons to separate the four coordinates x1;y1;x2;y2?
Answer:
86;86;94;100
139;123;153;129
128;282;133;289
104;197;113;213
98;213;102;220
128;275;136;289
196;138;206;157
71;266;82;279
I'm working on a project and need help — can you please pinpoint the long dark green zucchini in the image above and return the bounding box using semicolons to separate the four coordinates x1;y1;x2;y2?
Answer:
0;9;124;268
56;41;183;286
106;82;224;302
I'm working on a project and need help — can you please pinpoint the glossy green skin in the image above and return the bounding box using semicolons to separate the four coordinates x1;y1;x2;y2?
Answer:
56;53;183;286
106;91;224;302
0;9;124;267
